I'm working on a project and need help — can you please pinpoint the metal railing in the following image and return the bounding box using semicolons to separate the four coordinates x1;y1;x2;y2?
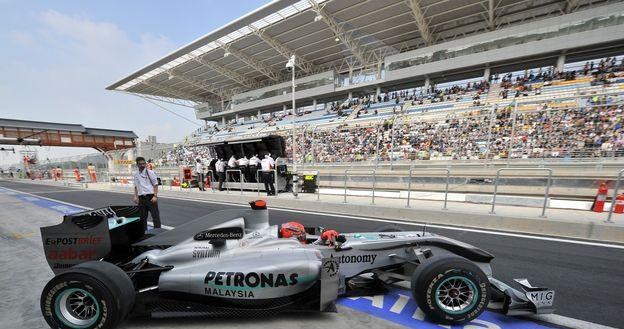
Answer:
605;168;624;223
490;168;552;218
343;169;376;204
225;169;243;194
406;168;450;210
256;169;277;197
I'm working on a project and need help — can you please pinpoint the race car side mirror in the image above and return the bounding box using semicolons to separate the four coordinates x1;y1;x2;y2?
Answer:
249;200;267;210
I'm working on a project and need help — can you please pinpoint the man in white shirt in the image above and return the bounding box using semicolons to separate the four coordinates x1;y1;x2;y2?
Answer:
193;158;205;191
261;154;276;196
133;157;161;229
216;158;226;191
238;156;250;182
249;154;259;182
227;155;238;182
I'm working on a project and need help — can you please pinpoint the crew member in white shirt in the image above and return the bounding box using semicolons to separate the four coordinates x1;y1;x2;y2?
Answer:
261;154;276;196
249;154;259;183
216;158;226;191
227;155;238;182
133;156;161;229
238;155;250;183
194;158;206;191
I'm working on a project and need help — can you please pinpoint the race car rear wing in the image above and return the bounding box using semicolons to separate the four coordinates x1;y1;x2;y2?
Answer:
41;206;145;274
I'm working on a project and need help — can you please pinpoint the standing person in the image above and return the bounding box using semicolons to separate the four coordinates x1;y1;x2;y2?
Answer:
249;154;259;182
194;158;205;191
73;167;82;182
238;155;249;182
209;157;217;184
261;154;276;196
227;155;238;182
216;158;226;191
133;157;161;230
87;163;97;182
54;166;63;181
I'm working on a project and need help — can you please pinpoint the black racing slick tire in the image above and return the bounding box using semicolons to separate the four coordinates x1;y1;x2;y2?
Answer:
40;261;135;329
411;255;490;325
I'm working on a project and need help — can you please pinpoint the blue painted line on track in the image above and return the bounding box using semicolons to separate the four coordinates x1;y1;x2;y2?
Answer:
338;287;557;329
0;186;86;214
0;186;154;229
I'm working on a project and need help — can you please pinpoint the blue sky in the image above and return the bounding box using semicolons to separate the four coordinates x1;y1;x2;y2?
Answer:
0;0;270;166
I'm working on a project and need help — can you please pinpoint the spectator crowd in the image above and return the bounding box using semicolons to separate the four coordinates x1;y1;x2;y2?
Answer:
156;58;624;166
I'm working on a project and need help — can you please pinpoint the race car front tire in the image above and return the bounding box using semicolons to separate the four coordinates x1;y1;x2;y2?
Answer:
40;261;135;329
411;255;490;324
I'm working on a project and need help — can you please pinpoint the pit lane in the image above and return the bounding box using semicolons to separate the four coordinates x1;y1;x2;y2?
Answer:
0;179;621;328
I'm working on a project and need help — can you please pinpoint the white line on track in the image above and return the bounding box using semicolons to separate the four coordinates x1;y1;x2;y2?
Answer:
31;189;85;194
147;193;624;250
3;183;624;250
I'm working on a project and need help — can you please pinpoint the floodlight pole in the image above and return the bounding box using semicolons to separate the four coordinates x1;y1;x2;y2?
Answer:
291;55;297;175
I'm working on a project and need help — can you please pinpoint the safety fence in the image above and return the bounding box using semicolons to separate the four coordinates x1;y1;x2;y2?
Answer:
6;164;624;223
332;166;621;221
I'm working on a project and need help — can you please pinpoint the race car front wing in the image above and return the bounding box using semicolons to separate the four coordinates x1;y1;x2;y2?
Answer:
488;278;555;316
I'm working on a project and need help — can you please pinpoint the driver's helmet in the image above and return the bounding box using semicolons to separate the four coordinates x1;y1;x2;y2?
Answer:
279;221;306;243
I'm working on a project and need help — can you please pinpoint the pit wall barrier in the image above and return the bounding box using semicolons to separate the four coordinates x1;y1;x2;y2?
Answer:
14;165;624;222
6;175;624;243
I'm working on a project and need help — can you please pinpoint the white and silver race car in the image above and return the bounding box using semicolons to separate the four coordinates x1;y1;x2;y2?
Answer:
40;200;554;329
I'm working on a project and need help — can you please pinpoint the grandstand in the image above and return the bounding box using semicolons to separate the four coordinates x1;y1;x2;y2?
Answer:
106;0;624;168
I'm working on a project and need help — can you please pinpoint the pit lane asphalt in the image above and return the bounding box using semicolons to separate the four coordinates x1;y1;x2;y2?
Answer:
2;180;623;328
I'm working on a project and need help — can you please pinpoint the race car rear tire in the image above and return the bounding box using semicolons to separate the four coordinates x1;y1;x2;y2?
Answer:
411;255;490;324
40;261;135;329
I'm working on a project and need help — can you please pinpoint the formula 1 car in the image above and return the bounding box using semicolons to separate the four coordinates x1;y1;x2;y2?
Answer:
40;200;554;329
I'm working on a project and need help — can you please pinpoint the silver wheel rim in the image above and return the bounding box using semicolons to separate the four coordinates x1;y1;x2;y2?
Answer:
56;288;99;327
435;276;478;314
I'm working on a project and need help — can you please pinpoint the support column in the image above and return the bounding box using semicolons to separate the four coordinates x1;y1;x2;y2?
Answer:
348;91;353;100
235;113;239;123
376;86;381;99
126;149;135;174
283;104;287;112
348;67;353;85
483;67;491;81
221;117;226;126
556;54;566;73
257;109;261;118
424;77;431;94
312;98;317;110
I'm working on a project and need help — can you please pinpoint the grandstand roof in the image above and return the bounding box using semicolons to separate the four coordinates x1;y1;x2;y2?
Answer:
0;118;86;133
83;128;139;138
108;0;614;106
0;118;138;139
0;119;138;151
